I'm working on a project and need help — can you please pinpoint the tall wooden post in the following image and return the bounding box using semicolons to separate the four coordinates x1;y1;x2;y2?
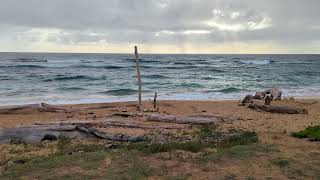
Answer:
134;46;142;107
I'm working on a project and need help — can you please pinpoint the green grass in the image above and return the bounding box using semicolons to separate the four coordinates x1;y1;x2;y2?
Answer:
271;158;291;168
197;144;278;161
0;151;107;179
123;131;258;154
166;175;190;180
198;124;217;139
124;141;211;154
104;154;158;180
270;158;306;179
0;129;261;179
218;131;258;148
291;125;320;141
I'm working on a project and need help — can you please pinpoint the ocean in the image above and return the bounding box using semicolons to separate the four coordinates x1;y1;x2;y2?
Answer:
0;53;319;106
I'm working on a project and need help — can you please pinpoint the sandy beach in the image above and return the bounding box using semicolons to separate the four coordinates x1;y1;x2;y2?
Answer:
0;99;319;132
0;99;319;179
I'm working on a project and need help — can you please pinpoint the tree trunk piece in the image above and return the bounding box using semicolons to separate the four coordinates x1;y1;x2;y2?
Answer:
248;104;308;114
146;114;221;125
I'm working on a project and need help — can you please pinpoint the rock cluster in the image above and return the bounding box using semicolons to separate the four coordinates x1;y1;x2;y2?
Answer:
242;87;282;105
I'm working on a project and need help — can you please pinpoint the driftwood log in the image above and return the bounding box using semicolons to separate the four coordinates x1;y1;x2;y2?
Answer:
146;114;223;125
76;125;145;142
0;103;128;114
0;123;147;144
248;104;308;114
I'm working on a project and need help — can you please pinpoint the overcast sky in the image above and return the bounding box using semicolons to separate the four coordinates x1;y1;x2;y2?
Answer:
0;0;319;53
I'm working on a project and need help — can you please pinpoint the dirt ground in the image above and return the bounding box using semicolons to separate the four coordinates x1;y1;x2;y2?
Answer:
0;99;319;179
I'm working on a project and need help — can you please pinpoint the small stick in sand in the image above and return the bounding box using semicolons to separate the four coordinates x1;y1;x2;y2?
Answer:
134;46;142;108
154;92;158;110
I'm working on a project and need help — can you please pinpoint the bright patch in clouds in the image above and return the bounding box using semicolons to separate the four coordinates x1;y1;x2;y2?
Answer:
205;9;272;32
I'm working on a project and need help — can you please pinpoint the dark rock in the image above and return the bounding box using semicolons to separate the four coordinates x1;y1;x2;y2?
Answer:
242;95;254;104
41;134;58;141
254;91;266;100
13;160;26;164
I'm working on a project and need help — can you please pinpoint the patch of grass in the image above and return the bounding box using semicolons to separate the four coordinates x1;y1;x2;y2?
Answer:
198;124;217;139
104;152;158;180
271;158;290;168
125;141;212;154
56;137;107;155
246;176;256;180
0;151;107;179
167;175;190;180
271;158;306;179
56;136;71;153
291;125;320;141
218;131;258;148
220;144;277;159
125;130;259;154
105;162;157;180
198;144;278;161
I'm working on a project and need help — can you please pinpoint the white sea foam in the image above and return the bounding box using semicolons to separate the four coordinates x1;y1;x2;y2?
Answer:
239;59;271;65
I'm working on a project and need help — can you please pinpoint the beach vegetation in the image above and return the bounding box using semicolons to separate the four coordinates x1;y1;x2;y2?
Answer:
197;144;278;162
271;158;290;168
291;125;320;141
0;129;264;179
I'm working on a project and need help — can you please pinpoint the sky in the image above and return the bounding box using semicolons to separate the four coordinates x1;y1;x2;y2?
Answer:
0;0;319;54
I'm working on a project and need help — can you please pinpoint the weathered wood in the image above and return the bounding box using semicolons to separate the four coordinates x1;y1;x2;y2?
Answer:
134;46;142;107
146;114;221;125
154;92;158;110
112;112;146;117
0;104;41;114
97;121;186;130
0;123;148;144
76;125;146;142
0;125;88;144
294;100;318;105
248;104;308;114
35;119;186;130
39;103;73;112
0;103;130;114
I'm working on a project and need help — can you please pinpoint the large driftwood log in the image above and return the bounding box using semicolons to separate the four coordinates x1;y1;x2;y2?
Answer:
0;123;147;144
0;125;86;144
248;104;308;114
0;102;129;114
146;114;222;125
76;125;146;142
0;103;76;114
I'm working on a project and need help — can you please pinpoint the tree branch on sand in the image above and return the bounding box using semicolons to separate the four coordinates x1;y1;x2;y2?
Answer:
248;104;308;114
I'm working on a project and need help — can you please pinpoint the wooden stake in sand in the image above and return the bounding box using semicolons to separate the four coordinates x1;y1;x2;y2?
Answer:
134;46;142;107
154;92;158;110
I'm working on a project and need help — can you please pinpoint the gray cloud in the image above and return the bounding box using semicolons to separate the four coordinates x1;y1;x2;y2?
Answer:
0;0;319;51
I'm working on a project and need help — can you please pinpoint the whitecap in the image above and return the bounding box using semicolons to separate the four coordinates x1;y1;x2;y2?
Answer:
239;60;271;65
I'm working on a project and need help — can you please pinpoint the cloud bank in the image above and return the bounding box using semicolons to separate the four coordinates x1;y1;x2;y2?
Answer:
0;0;319;53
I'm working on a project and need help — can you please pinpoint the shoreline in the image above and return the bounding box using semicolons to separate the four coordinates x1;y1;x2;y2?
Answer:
0;96;319;108
0;95;320;109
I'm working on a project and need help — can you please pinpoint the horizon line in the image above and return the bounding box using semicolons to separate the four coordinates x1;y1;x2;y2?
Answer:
0;51;319;55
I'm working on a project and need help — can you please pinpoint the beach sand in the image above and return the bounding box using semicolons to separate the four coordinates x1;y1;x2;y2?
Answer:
0;99;319;179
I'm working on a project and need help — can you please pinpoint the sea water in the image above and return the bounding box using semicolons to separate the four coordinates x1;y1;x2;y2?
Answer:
0;53;319;105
